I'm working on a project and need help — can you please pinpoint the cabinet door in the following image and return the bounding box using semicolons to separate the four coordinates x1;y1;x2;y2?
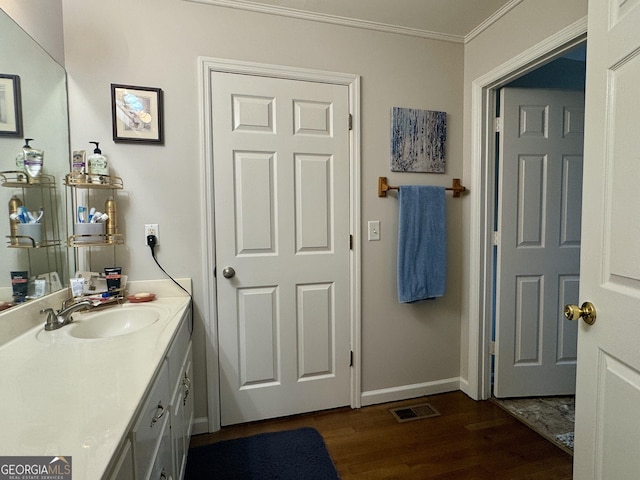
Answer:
171;344;193;480
167;310;191;388
183;357;194;441
108;439;135;480
147;416;173;480
132;361;170;479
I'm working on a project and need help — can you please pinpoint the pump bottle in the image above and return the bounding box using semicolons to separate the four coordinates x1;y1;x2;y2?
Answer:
87;141;109;183
15;138;33;173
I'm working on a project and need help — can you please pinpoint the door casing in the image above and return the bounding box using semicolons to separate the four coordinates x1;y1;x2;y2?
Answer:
198;57;362;432
465;18;587;401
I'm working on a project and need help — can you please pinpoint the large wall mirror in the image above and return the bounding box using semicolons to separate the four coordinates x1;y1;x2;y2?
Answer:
0;9;70;305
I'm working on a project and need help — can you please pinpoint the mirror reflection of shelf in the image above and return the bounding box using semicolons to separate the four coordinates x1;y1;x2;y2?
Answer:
1;171;57;188
2;170;66;298
6;237;62;248
2;171;62;250
64;173;123;190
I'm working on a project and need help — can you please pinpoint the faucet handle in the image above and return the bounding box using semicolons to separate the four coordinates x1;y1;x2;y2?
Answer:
41;308;59;331
62;297;75;309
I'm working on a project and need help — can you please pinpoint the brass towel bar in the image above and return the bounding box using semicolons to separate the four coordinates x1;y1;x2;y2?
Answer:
378;177;468;198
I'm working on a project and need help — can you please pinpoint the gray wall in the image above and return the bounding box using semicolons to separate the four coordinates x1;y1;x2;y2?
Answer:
8;0;590;430
61;0;465;428
0;0;65;65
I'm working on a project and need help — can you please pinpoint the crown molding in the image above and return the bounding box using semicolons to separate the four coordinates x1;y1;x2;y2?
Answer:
184;0;526;44
183;0;465;43
465;0;525;43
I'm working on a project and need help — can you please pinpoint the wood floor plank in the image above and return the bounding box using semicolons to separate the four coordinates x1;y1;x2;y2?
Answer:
189;391;573;479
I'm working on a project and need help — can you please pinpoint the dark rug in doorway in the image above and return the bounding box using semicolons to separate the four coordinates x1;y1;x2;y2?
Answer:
491;396;575;455
184;427;340;479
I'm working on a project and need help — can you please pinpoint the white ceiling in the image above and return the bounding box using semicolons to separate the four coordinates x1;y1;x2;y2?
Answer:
192;0;519;42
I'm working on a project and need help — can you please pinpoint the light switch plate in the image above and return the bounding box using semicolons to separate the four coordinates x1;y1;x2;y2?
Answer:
368;220;380;241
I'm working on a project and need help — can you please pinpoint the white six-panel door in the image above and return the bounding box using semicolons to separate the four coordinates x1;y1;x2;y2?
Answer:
211;71;351;426
495;87;584;397
574;0;640;477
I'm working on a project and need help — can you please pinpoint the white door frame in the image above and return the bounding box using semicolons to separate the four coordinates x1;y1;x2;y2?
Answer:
465;18;587;401
198;57;362;432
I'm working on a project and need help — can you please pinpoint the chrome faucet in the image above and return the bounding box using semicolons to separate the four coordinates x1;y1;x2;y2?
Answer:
40;300;93;331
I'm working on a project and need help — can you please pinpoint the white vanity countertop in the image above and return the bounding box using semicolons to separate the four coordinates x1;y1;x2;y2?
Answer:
0;287;191;479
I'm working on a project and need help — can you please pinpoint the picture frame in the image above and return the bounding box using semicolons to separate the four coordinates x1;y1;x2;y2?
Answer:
111;84;164;144
0;74;23;137
391;107;447;173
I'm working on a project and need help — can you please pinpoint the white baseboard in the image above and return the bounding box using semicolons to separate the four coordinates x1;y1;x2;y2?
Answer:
459;377;472;397
191;378;462;433
191;416;211;435
360;377;460;406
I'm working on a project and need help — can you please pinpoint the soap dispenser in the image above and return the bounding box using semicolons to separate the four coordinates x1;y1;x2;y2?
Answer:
15;138;33;173
23;142;44;181
87;141;109;183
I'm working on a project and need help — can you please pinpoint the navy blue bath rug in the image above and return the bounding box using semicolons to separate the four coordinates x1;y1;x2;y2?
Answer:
185;427;341;479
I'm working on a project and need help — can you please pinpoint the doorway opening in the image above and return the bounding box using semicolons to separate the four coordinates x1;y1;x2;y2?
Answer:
467;22;588;400
489;41;586;454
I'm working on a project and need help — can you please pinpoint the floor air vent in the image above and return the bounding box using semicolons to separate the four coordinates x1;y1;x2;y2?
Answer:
390;403;441;423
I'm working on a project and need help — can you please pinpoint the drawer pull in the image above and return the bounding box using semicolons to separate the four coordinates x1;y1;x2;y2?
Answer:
183;373;191;406
150;402;165;427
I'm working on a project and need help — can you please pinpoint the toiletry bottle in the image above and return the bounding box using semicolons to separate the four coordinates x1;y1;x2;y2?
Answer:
24;145;44;182
87;142;109;183
71;150;86;180
15;138;33;173
105;196;117;235
11;271;28;303
8;195;22;246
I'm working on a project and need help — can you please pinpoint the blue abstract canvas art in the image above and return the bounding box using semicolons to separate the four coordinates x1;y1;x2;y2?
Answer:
391;107;447;173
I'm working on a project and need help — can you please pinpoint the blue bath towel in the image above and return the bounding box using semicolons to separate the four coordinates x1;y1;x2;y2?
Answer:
397;185;446;303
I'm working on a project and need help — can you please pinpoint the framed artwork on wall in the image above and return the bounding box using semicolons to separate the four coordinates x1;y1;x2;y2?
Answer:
0;74;23;137
111;84;164;144
391;106;446;173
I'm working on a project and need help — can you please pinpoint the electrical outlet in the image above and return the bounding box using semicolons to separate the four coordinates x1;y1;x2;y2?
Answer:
145;224;159;245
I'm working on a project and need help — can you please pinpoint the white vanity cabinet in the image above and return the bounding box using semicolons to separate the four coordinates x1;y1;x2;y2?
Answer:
172;357;193;479
169;318;194;480
131;361;171;479
108;440;135;480
105;305;192;480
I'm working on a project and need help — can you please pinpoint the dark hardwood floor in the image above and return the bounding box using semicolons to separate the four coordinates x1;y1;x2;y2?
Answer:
189;391;573;479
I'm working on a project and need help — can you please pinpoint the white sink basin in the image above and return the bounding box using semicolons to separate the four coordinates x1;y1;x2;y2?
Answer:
68;305;162;339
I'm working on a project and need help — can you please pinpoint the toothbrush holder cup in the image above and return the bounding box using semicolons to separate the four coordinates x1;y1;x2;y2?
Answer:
17;223;43;246
74;222;105;244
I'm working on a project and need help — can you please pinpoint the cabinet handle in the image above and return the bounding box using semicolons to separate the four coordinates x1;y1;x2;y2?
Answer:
150;401;165;427
183;373;191;406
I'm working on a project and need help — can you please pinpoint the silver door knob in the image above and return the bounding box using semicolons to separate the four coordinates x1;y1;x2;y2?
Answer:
222;267;236;279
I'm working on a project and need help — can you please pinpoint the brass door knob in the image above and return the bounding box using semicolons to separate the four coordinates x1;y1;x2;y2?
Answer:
564;301;597;325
